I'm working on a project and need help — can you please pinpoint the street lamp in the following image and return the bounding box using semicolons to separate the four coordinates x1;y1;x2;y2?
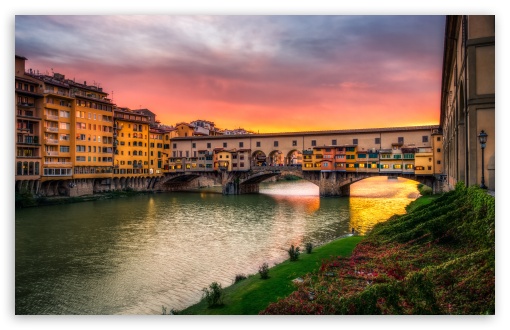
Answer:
478;130;488;189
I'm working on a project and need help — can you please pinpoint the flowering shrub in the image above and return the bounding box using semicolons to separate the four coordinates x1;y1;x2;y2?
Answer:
261;185;495;315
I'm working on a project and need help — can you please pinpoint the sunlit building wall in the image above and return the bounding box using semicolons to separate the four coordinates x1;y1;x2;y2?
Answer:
440;15;495;191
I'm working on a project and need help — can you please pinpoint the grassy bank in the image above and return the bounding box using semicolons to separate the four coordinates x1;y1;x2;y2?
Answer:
262;183;495;314
178;236;363;315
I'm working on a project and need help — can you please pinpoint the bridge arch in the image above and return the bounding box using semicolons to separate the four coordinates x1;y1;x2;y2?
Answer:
252;150;267;166
286;149;302;166
268;150;284;166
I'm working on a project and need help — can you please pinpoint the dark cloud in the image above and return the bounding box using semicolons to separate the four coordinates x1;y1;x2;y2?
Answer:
15;15;445;127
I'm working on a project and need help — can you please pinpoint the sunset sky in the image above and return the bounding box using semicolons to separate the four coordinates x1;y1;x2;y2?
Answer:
15;15;446;133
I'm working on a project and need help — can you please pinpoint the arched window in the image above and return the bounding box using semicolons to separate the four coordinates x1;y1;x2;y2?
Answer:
23;162;28;175
29;162;34;175
17;162;22;175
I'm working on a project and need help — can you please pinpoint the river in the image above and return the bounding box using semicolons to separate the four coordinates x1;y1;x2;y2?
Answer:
15;176;420;315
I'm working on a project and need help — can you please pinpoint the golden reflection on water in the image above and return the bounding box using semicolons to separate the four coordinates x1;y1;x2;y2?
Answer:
268;195;321;214
349;176;421;235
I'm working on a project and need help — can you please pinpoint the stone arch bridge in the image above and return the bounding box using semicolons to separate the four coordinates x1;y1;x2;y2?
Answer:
155;166;437;197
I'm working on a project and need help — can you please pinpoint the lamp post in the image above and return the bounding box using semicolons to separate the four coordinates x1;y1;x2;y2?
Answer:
478;130;488;189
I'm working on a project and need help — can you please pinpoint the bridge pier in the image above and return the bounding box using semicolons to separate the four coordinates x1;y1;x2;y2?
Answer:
317;171;355;197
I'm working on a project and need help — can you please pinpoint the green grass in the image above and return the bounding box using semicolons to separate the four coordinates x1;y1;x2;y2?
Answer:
178;235;363;315
405;194;440;213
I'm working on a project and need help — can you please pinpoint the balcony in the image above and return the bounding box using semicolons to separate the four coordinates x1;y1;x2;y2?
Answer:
45;151;59;156
44;161;72;166
45;127;59;133
18;136;39;145
45;138;59;144
18;102;35;108
44;114;59;121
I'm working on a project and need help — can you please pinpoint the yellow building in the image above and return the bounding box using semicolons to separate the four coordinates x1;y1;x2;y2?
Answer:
213;150;232;171
113;108;150;176
40;73;74;182
345;145;357;172
71;80;115;181
149;128;165;175
175;122;195;137
414;148;434;175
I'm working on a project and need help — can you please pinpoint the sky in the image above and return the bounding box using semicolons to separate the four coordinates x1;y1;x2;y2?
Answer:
15;15;446;133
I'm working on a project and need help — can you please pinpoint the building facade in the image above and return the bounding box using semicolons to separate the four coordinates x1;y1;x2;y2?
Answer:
440;15;495;191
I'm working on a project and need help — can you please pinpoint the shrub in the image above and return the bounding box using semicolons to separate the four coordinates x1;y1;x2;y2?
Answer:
234;274;247;283
417;183;433;196
202;282;224;308
259;262;270;279
288;245;301;261
305;242;313;254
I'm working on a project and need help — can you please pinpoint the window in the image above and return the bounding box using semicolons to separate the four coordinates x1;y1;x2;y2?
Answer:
422;136;429;142
311;140;316;147
415;166;424;170
437;136;441;141
292;140;297;146
60;122;70;130
76;145;86;152
405;164;414;169
437;148;441;152
256;141;261;147
332;139;337;146
60;146;70;152
239;142;244;148
192;143;196;148
393;164;402;169
428;166;432;170
398;137;404;144
223;142;227;148
358;153;366;158
353;138;358;145
274;141;278;147
207;143;211;148
437;160;441;165
375;137;381;144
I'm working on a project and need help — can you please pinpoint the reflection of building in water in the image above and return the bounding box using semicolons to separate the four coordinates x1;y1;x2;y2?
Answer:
349;177;421;235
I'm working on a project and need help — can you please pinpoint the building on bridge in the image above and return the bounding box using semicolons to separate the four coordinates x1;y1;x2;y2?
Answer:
440;15;495;192
168;125;444;179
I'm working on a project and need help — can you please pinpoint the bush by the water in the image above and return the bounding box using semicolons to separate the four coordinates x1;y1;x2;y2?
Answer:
259;263;270;279
417;183;433;196
202;282;224;308
288;245;300;261
261;183;495;315
234;274;247;283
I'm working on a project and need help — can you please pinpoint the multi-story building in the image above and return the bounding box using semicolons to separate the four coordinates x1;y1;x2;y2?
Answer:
39;72;74;185
15;56;43;192
70;78;115;190
440;15;495;191
113;107;150;176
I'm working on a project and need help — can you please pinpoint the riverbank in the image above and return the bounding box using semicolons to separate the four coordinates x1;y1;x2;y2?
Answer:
261;183;495;314
177;184;494;315
176;235;363;315
15;189;154;208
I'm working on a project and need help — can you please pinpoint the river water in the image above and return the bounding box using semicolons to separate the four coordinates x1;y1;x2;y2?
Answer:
15;176;420;315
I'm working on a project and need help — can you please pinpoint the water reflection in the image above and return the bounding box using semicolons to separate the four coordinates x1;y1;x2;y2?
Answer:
348;176;421;235
15;177;420;315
